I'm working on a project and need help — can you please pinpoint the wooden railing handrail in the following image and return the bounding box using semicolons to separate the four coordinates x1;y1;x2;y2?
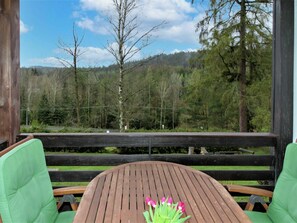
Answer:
20;132;277;148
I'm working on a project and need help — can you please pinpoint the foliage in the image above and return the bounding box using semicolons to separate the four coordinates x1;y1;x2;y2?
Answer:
117;146;188;154
21;120;49;133
143;197;190;223
195;0;272;131
20;48;272;133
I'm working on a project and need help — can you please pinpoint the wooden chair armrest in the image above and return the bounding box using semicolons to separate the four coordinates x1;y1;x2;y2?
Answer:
225;185;273;198
53;186;86;196
53;186;86;211
225;185;273;211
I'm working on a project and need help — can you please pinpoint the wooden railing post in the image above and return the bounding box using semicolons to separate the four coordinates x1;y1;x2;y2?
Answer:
0;0;20;145
272;0;294;179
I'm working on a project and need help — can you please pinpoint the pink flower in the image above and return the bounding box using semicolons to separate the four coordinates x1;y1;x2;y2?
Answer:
167;197;173;205
161;197;166;204
145;197;157;208
177;202;186;213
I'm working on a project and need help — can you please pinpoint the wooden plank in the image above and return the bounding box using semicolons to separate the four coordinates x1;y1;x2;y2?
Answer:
155;163;171;199
73;175;100;223
190;171;227;222
20;132;277;148
94;174;112;223
84;175;105;222
272;0;294;179
200;177;240;222
203;170;274;181
49;170;101;182
151;163;164;201
112;167;124;223
0;0;20;145
172;166;208;222
120;166;131;222
103;170;118;223
136;164;144;222
45;154;274;166
48;170;274;182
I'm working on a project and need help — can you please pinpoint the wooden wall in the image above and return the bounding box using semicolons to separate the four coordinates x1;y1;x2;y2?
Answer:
0;0;20;144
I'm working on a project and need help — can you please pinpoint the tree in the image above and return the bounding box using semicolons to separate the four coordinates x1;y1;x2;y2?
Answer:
106;0;163;132
37;93;52;125
57;25;85;125
195;0;272;131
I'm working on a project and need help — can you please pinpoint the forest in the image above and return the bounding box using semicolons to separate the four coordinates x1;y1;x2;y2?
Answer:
20;0;272;133
20;49;271;133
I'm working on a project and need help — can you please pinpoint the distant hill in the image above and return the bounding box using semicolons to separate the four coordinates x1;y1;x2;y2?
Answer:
22;51;200;74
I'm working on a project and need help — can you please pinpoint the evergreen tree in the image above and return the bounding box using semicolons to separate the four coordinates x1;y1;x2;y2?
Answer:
195;0;272;131
37;93;52;125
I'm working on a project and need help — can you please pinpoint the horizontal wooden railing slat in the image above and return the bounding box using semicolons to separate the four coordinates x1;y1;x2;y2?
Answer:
20;132;277;148
49;170;274;182
46;154;274;166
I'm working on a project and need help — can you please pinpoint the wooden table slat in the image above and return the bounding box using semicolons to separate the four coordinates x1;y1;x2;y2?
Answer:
175;166;214;223
136;164;145;222
94;174;112;222
112;167;124;222
102;170;118;223
170;165;205;223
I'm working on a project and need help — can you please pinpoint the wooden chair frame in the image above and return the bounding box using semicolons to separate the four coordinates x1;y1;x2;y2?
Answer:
226;184;273;211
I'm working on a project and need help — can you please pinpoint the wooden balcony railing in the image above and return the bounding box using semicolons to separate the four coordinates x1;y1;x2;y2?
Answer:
19;132;277;190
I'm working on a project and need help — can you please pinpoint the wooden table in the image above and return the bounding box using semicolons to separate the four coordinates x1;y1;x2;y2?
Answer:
73;161;251;223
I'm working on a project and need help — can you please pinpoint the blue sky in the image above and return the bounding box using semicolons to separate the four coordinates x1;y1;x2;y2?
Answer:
20;0;202;67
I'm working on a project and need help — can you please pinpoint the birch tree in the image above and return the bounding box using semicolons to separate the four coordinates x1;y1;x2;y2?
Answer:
107;0;163;132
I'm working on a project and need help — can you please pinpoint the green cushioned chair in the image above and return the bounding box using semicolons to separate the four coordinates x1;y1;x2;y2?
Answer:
227;143;297;223
0;136;85;223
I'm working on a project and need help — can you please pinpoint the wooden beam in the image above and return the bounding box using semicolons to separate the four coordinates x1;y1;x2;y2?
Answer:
0;0;20;144
20;132;277;148
272;0;294;178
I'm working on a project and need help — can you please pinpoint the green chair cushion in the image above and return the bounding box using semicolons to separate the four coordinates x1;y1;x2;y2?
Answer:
245;211;272;223
244;143;297;223
0;139;58;223
266;143;297;223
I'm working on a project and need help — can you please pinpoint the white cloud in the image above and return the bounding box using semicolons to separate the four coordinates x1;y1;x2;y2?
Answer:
157;20;197;44
139;0;195;22
171;48;197;54
80;0;113;13
20;20;29;34
76;16;109;35
30;57;63;67
78;0;199;45
79;46;114;66
30;46;117;67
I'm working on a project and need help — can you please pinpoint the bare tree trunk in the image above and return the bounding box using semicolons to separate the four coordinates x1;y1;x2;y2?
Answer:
239;0;248;132
57;25;84;126
107;0;163;132
74;57;80;125
119;65;124;132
